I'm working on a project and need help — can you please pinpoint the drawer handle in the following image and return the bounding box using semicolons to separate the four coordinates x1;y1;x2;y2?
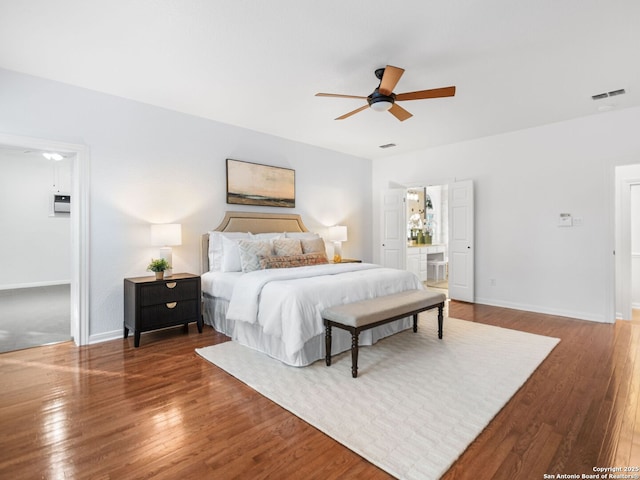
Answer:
166;302;177;309
165;282;177;289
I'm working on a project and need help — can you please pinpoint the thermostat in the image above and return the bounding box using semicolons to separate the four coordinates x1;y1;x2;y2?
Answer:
558;213;572;227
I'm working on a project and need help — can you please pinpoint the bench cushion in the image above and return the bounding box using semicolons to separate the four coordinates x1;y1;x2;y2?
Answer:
321;290;446;328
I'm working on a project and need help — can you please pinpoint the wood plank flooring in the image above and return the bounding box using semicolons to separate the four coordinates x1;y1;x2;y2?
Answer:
0;303;639;479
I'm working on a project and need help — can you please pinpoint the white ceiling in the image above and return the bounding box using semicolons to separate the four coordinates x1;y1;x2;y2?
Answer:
0;0;638;159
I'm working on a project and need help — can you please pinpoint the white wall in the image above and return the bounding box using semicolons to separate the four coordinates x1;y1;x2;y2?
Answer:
373;106;640;323
0;150;71;287
0;68;372;341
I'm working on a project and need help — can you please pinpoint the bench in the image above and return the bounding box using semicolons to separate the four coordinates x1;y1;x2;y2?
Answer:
321;290;447;378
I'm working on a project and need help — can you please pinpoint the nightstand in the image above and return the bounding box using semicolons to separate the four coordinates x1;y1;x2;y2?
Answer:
124;273;203;347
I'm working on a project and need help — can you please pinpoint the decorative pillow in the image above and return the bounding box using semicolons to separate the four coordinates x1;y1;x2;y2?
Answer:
208;231;250;271
237;239;273;272
273;238;302;256
285;232;320;239
300;237;326;254
260;252;329;269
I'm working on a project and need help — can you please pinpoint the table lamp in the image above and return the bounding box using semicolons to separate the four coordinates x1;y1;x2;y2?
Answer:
328;225;348;263
150;223;182;277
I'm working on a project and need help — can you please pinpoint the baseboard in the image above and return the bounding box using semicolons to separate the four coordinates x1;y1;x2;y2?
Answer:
0;280;71;291
89;330;122;345
473;296;610;324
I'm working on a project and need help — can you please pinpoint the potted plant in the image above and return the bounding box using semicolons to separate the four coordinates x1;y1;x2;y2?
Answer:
147;258;171;280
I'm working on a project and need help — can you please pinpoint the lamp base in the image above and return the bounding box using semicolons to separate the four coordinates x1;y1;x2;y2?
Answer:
333;242;343;263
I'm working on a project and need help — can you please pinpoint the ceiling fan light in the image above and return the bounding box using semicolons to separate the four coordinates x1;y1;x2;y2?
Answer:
370;100;393;112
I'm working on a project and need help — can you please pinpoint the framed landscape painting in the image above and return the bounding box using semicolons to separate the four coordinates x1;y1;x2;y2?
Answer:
226;159;295;208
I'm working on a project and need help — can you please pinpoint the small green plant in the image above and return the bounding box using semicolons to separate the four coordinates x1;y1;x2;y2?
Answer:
147;258;171;272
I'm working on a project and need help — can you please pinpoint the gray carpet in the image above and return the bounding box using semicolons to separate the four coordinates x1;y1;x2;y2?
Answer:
0;284;71;353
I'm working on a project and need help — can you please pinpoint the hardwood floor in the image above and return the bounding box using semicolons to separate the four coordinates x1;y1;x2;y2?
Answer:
0;303;638;479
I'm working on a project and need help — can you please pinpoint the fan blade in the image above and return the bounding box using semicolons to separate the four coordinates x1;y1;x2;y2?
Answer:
378;65;405;96
395;86;456;101
335;104;369;120
389;103;413;121
315;93;368;99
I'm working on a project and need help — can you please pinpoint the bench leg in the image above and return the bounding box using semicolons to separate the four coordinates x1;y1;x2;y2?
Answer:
325;322;332;366
351;331;359;378
412;313;418;333
438;303;444;339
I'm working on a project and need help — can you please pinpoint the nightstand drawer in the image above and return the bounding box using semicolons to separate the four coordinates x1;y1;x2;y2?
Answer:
140;299;199;329
139;279;199;306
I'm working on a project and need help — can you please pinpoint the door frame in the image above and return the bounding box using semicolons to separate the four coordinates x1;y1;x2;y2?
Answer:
615;173;640;320
0;133;90;345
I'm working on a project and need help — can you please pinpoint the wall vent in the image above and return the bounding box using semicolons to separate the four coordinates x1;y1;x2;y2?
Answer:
592;88;626;100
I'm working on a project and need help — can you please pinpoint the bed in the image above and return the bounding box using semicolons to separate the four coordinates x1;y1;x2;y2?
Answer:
200;211;424;366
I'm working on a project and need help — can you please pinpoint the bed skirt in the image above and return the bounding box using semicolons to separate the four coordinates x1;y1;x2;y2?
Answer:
202;293;412;367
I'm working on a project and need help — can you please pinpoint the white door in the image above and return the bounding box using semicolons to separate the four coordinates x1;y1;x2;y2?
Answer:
448;180;474;302
381;189;406;269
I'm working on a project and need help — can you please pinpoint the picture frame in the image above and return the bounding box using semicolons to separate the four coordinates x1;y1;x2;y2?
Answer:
226;159;295;208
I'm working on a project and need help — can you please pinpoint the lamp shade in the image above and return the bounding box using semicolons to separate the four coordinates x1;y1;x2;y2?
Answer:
328;225;348;242
150;224;182;246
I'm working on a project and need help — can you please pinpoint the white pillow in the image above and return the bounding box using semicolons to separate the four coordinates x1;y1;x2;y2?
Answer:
285;232;320;239
220;235;248;272
273;238;302;256
251;232;284;240
208;231;250;271
237;239;273;272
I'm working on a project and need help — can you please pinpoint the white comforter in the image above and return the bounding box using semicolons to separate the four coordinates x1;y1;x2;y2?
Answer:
226;263;423;357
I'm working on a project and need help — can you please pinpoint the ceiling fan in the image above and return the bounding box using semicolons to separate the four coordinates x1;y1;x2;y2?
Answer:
315;65;456;121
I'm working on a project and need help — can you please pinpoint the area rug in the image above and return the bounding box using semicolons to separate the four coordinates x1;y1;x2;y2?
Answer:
196;316;559;480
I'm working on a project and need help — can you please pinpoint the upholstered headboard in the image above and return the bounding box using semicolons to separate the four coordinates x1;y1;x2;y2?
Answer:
200;211;309;272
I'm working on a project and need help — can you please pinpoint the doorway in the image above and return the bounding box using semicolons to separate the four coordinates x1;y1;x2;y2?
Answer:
0;146;73;352
406;185;449;294
381;179;474;302
0;133;89;347
615;164;640;320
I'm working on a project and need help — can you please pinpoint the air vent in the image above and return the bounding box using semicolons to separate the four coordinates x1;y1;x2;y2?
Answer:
379;143;397;149
592;88;626;100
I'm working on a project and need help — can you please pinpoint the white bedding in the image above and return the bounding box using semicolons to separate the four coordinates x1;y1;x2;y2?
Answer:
201;271;242;300
221;263;423;360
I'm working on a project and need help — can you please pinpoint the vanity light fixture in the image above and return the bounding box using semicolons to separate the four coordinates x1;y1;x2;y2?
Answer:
407;191;420;202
